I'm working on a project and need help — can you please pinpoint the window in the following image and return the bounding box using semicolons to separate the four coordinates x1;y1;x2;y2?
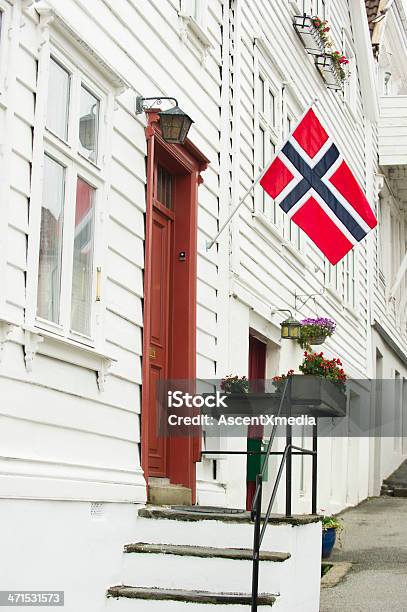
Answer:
325;251;357;308
79;85;100;162
255;65;279;221
344;250;356;308
47;57;70;140
33;49;105;342
282;109;301;249
37;155;65;324
302;0;327;17
70;178;96;336
325;258;344;296
377;196;384;277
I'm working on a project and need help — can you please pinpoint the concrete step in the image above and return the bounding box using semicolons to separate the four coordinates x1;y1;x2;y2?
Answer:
130;507;322;612
122;542;290;593
107;586;276;610
147;485;192;506
124;542;290;561
382;459;407;493
136;506;320;552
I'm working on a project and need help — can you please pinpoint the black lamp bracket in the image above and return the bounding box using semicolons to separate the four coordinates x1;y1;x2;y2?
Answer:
294;290;325;311
271;308;293;318
135;96;178;114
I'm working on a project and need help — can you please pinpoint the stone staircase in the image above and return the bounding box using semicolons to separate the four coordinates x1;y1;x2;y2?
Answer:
381;459;407;497
106;506;322;611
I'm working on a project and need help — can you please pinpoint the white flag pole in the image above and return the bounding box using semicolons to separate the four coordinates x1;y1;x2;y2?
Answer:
205;166;269;251
205;97;319;251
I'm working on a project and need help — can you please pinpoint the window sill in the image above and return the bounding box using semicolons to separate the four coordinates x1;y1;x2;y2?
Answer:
22;325;116;391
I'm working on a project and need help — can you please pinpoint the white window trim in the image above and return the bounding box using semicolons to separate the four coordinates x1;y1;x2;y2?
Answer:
290;0;330;18
253;40;306;260
323;249;359;314
253;44;282;225
26;23;116;362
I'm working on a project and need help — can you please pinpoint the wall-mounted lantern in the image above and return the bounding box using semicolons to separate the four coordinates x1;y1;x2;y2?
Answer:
136;96;193;144
272;309;301;340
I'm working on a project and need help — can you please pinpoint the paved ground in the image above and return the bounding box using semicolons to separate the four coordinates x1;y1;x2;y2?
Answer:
319;496;407;612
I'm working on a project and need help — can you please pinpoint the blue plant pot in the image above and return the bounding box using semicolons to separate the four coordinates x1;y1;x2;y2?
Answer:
322;527;337;558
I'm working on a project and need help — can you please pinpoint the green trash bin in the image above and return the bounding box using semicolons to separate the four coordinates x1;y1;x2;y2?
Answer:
246;438;268;482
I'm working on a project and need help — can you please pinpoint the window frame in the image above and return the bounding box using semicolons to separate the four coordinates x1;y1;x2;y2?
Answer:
301;0;328;17
254;60;281;224
282;97;302;251
324;249;359;311
27;39;111;348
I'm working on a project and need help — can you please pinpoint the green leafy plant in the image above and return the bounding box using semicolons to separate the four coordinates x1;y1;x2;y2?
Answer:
322;515;342;531
220;375;249;393
329;50;350;82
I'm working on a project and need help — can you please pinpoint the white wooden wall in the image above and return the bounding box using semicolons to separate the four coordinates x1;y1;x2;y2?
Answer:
0;0;406;513
0;0;224;503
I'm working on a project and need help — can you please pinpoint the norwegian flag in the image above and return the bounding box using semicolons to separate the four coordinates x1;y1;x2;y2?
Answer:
260;108;377;265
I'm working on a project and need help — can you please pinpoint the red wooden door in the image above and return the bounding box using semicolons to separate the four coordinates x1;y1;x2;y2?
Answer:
147;165;174;476
142;116;208;503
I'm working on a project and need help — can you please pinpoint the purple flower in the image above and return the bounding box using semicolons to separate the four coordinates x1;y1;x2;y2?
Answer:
300;317;336;333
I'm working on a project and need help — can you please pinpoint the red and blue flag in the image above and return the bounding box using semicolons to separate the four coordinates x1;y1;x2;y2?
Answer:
260;108;377;264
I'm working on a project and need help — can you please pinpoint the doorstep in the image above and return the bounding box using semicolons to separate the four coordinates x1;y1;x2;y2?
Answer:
147;478;192;506
139;505;321;526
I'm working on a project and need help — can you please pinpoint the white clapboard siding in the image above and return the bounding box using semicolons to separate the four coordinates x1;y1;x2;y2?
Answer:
0;0;222;503
379;95;407;165
231;0;370;382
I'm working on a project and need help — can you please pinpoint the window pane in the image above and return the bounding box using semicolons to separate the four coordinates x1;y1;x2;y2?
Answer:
269;89;275;125
70;178;96;336
37;155;65;323
259;126;265;167
157;165;173;209
47;58;70;140
258;76;265;112
79;85;99;162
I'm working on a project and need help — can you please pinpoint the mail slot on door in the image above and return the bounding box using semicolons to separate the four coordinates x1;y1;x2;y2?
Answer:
149;347;156;360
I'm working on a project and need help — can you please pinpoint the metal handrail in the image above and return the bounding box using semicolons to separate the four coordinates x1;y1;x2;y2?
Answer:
250;377;318;612
250;377;291;519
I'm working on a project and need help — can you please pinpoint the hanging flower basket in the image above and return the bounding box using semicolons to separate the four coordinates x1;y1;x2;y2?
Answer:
298;317;336;350
315;52;349;90
293;15;327;56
